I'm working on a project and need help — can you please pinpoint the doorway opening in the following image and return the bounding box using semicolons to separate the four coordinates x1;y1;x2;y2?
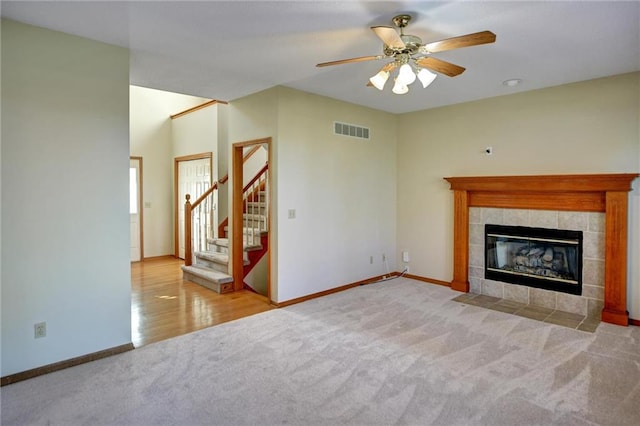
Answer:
232;137;272;301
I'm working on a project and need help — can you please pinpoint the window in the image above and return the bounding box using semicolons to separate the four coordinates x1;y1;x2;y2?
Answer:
129;167;138;214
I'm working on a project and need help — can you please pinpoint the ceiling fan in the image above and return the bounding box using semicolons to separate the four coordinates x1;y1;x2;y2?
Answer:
316;14;496;94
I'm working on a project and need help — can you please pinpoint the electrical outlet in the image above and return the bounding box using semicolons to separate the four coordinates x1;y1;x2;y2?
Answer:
382;253;386;262
369;256;373;264
404;265;410;273
402;251;410;262
34;322;46;339
288;209;296;219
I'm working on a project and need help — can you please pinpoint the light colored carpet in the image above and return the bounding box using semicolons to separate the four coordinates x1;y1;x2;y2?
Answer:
2;278;639;425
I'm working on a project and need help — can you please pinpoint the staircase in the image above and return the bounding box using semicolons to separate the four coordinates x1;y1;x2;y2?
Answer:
181;233;265;294
181;206;268;293
181;164;269;294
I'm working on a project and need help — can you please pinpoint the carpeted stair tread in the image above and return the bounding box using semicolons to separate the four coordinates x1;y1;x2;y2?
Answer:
196;250;250;266
207;238;263;252
180;265;233;284
223;226;268;237
195;251;228;264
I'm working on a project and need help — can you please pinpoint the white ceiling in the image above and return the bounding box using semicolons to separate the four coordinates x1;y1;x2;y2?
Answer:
2;1;639;114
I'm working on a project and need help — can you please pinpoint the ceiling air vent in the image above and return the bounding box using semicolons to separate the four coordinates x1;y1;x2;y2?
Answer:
334;122;370;140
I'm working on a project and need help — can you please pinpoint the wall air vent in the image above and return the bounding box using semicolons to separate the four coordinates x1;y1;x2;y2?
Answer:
334;122;370;140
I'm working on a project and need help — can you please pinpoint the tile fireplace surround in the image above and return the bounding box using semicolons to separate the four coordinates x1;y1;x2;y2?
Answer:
444;174;639;326
470;208;601;317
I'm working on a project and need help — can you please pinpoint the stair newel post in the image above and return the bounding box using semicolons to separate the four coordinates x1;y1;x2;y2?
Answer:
185;194;193;266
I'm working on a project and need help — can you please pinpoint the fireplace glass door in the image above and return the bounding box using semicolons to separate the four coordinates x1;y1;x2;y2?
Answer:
485;224;583;295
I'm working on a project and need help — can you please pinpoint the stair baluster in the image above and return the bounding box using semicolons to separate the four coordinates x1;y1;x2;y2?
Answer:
242;163;268;248
184;182;218;266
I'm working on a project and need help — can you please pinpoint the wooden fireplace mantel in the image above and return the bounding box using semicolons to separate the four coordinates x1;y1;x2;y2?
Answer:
444;173;639;326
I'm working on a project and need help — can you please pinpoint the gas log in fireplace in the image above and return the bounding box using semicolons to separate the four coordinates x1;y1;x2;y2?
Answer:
485;224;583;295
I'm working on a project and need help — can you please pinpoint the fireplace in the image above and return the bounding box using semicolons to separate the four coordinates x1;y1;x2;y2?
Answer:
484;224;583;295
444;173;639;326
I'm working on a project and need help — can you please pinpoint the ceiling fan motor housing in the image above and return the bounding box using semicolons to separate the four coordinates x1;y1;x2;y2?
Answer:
383;34;422;57
400;34;422;53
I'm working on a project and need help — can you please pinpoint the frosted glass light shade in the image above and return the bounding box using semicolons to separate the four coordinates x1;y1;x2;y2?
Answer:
417;68;437;88
369;71;389;90
392;79;409;95
397;63;416;85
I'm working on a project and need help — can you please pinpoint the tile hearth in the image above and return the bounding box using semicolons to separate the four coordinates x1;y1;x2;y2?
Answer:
452;293;600;333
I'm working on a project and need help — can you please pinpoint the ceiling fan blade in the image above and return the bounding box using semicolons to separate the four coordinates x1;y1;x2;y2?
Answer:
371;26;406;49
316;55;383;67
422;30;496;54
380;62;397;73
415;57;466;77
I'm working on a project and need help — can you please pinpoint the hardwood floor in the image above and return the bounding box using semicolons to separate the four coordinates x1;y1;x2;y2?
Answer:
131;256;273;348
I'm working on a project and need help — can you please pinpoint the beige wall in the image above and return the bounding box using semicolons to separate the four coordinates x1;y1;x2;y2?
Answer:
243;145;268;187
216;105;229;224
276;88;398;302
130;86;209;257
229;87;398;302
397;72;640;318
172;103;221;159
172;102;227;240
1;20;130;376
228;87;280;297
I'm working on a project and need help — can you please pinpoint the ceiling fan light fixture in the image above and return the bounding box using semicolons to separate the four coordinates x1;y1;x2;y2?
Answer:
369;70;390;90
397;63;416;85
392;78;409;95
417;68;437;88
